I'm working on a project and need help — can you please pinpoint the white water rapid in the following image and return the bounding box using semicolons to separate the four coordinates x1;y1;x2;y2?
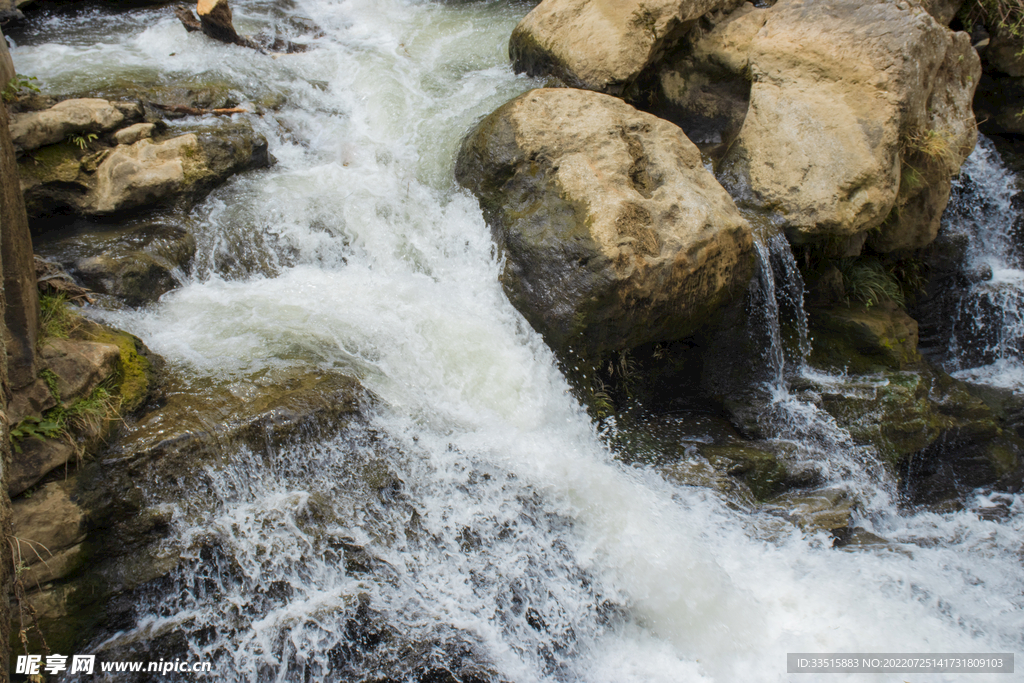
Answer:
9;2;1024;681
943;136;1024;391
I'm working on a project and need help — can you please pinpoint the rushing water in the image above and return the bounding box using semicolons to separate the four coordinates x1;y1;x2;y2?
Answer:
941;136;1024;390
9;1;1024;681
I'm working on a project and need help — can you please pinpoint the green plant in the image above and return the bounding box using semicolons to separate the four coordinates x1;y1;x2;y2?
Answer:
9;366;120;456
9;416;62;453
838;257;906;308
960;0;1024;37
67;132;98;150
39;292;77;341
1;74;39;103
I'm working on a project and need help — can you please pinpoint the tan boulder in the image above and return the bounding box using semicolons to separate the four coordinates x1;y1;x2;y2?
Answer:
510;0;740;95
92;134;199;213
9;98;126;153
720;0;979;251
456;88;754;353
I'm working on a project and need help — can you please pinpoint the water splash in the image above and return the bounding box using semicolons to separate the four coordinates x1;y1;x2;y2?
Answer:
941;136;1024;389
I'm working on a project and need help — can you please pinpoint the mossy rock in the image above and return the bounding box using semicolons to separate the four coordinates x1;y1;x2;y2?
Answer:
72;319;155;413
810;361;1024;504
808;302;920;372
700;444;789;501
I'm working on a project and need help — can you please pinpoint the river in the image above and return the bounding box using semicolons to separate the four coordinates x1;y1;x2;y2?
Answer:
7;1;1023;680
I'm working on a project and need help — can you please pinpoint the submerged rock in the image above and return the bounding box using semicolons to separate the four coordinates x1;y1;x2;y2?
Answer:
73;224;196;305
456;87;754;355
716;0;979;251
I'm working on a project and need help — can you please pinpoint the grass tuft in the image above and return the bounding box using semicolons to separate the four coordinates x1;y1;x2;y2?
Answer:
838;257;906;308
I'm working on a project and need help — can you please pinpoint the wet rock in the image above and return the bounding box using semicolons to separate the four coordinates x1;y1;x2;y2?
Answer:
902;427;1024;505
808;303;921;373
196;0;256;48
718;0;979;252
456;88;754;355
75;224;196;305
9;98;131;153
659;457;756;506
808;363;1024;504
20;119;270;218
509;0;741;95
113;367;366;466
764;487;856;534
631;412;819;503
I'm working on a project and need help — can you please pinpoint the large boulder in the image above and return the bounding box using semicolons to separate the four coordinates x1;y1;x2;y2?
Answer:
509;0;740;95
718;0;979;252
20;118;270;218
456;88;754;354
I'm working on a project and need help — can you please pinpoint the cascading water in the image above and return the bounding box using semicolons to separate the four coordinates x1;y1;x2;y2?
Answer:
940;135;1024;390
8;1;1024;681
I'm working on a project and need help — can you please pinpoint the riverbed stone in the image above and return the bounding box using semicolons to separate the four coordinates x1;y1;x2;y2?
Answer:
20;120;270;218
509;0;742;95
717;0;979;251
9;98;128;153
113;122;157;146
456;87;754;354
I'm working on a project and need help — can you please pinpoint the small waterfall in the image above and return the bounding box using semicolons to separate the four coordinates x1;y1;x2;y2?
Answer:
748;226;810;389
744;222;893;503
940;136;1024;389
